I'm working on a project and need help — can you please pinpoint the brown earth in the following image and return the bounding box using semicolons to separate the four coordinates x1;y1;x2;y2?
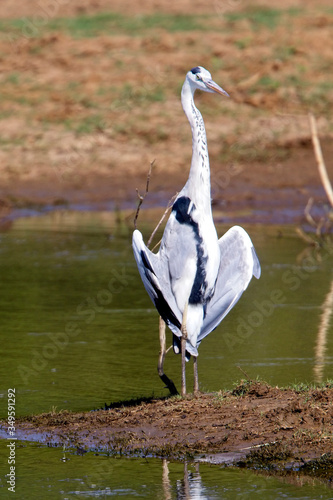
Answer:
10;382;333;480
0;0;332;224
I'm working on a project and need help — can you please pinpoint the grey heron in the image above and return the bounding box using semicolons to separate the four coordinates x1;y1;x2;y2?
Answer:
133;66;261;396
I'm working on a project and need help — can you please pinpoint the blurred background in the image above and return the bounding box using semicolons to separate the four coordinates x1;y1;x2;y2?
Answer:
0;0;332;221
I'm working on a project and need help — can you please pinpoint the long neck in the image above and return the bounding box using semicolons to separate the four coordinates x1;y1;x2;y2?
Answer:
181;79;212;213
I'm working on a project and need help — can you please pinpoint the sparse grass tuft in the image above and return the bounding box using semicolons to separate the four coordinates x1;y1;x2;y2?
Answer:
254;75;281;92
121;83;165;105
0;12;209;39
4;72;21;85
288;381;314;392
274;45;297;62
234;37;252;50
286;380;333;392
226;8;282;31
231;376;269;396
65;114;106;134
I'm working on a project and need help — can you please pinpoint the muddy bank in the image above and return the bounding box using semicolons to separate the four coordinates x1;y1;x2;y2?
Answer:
6;382;332;480
0;1;332;225
1;139;332;227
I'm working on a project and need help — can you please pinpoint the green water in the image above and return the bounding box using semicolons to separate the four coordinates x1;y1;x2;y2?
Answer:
1;443;333;499
0;210;332;497
0;442;331;499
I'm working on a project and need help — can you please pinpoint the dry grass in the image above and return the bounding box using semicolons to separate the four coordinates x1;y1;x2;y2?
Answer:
0;1;332;213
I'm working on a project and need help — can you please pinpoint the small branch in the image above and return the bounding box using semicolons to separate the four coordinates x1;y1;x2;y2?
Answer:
295;227;318;246
316;217;326;238
304;198;316;227
133;159;155;229
151;238;162;253
147;192;178;249
236;366;252;381
309;113;333;209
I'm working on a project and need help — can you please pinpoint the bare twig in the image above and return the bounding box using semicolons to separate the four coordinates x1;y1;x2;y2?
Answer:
236;366;252;381
297;117;333;246
133;159;155;229
304;198;317;227
295;227;318;246
147;193;178;249
151;238;162;253
309;113;333;209
316;217;326;238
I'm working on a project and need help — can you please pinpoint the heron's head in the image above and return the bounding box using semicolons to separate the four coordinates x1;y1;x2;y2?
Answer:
187;66;229;97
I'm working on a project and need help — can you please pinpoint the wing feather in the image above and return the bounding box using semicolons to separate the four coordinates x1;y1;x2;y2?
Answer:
132;229;182;332
198;226;260;343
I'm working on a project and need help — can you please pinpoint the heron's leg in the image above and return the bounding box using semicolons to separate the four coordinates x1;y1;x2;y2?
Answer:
193;356;199;395
181;302;189;397
157;317;178;396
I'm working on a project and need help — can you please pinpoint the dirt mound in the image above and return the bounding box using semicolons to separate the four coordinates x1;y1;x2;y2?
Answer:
11;382;332;478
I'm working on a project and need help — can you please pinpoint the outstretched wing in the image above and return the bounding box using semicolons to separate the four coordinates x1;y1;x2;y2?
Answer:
132;229;182;333
198;225;261;343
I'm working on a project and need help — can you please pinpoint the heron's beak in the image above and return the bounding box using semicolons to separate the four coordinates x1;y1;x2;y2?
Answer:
205;79;229;97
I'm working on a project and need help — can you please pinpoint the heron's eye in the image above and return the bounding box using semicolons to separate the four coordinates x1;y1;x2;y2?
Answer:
196;74;202;81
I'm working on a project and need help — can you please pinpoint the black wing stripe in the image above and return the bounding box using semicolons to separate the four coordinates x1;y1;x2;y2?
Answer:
141;250;156;275
140;250;181;330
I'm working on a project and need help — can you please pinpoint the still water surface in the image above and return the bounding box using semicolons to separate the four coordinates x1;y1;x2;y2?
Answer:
0;210;332;498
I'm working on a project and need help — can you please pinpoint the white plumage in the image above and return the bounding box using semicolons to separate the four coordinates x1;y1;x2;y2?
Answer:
133;67;261;394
